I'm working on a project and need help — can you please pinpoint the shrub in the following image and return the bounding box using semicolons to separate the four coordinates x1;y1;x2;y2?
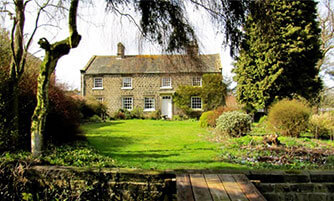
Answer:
130;107;144;119
46;85;82;145
114;110;126;120
207;106;237;127
143;110;161;120
309;112;334;139
268;99;311;137
78;96;107;121
88;115;103;123
199;111;214;128
216;111;252;137
172;115;182;121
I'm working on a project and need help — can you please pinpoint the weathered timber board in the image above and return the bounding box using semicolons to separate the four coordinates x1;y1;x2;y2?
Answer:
177;174;195;201
204;174;230;201
190;174;213;201
233;174;267;201
218;174;248;201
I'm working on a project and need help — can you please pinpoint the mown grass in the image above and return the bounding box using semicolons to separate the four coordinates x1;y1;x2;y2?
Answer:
82;119;334;171
82;120;246;170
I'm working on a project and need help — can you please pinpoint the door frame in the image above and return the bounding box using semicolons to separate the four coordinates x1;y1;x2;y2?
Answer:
161;95;173;119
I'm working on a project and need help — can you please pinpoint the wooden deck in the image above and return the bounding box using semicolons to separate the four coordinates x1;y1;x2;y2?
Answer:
176;174;267;201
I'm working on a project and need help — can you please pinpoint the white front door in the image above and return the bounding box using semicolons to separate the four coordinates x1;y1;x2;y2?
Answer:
161;96;172;119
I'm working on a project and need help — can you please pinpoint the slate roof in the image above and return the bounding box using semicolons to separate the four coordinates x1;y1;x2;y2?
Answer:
81;54;222;75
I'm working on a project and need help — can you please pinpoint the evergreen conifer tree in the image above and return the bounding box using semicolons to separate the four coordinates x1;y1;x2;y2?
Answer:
234;0;322;110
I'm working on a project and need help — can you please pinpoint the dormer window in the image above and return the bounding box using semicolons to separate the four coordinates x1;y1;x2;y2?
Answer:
161;77;172;89
93;77;103;89
122;77;132;89
192;77;202;86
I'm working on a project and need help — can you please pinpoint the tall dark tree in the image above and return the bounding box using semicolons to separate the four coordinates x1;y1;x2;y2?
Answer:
233;0;322;110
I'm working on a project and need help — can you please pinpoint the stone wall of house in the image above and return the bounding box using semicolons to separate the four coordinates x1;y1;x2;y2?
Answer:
83;73;209;115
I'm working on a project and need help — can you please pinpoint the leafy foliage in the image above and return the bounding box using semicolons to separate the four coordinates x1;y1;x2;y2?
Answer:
78;96;108;121
309;112;334;139
106;0;250;55
174;85;202;114
0;63;84;151
268;99;311;137
0;28;11;70
199;111;214;128
234;0;322;110
174;74;227;116
130;106;144;119
201;74;227;111
217;135;334;169
207;106;238;127
216;111;252;137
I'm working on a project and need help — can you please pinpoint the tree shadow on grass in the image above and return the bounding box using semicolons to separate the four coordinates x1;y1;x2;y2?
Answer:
86;136;136;149
110;152;180;159
83;121;124;129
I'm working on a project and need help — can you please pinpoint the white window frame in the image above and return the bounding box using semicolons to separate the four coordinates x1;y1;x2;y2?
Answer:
122;77;132;89
192;76;202;87
122;97;133;110
161;77;172;89
144;97;155;111
191;96;202;110
93;77;103;89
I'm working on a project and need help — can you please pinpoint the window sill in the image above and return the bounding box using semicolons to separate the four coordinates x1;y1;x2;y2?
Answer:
160;86;172;89
92;87;103;90
191;108;203;111
144;109;155;112
121;87;133;90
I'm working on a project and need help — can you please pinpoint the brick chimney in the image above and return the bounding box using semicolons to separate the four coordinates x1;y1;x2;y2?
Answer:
186;41;199;56
117;42;125;58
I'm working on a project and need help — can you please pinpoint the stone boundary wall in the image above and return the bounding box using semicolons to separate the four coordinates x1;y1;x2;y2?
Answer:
28;166;176;201
247;171;334;201
2;165;334;201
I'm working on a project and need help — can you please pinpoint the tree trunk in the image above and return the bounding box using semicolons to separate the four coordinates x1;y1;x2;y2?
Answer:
31;53;53;157
8;76;19;145
9;0;25;144
31;0;81;157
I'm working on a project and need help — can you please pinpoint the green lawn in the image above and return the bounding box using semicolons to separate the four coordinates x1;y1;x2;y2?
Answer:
82;120;246;170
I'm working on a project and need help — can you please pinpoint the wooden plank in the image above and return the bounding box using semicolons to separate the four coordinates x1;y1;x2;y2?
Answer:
204;174;230;201
233;174;267;201
177;174;195;201
190;174;213;201
218;174;248;201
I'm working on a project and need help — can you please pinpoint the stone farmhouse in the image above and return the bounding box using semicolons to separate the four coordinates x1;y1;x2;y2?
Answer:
80;43;222;119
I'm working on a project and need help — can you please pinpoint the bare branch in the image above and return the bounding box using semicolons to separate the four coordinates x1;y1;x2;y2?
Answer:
10;18;18;71
108;1;143;36
19;0;51;75
23;0;32;7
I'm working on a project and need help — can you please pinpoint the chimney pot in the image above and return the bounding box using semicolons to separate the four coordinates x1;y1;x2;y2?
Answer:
117;42;125;58
186;41;199;56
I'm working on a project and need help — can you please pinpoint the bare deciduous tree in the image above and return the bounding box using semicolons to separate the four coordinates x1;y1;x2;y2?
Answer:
31;0;81;157
318;0;334;80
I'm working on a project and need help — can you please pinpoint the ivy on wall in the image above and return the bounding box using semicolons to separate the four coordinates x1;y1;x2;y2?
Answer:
173;74;227;116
